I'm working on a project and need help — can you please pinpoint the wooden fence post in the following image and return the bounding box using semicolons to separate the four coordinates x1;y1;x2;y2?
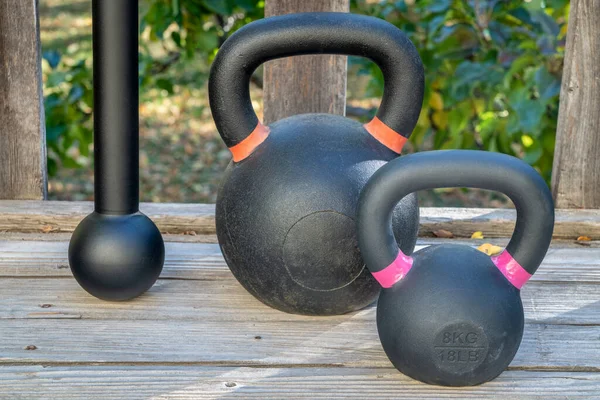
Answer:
551;0;600;208
263;0;350;124
0;0;47;199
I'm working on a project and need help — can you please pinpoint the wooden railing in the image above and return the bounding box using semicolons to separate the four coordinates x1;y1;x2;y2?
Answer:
1;0;598;207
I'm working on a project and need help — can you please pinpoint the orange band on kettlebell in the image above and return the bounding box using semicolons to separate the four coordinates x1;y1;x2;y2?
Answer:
364;117;407;154
229;122;270;162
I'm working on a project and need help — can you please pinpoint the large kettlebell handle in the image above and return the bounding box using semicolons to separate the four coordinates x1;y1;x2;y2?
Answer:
209;12;424;161
358;150;554;289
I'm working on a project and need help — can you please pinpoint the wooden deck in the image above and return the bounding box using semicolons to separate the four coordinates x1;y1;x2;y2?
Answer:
1;201;599;398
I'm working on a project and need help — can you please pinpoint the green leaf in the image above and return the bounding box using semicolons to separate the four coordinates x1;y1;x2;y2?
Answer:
46;71;67;87
156;78;175;94
506;113;520;136
61;156;81;169
235;0;259;12
43;51;61;69
534;66;561;101
172;0;180;15
68;85;84;104
427;15;446;39
394;1;408;13
195;30;220;52
433;129;449;149
429;0;451;13
523;145;543;164
448;106;469;134
536;35;556;55
203;0;232;15
509;7;534;26
453;61;489;86
44;94;63;110
46;125;67;142
514;99;546;134
47;158;57;177
530;10;560;36
171;31;182;47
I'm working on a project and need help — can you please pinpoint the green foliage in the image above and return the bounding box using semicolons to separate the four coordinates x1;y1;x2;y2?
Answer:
43;0;263;176
43;51;94;176
351;0;568;182
142;0;264;58
43;0;567;183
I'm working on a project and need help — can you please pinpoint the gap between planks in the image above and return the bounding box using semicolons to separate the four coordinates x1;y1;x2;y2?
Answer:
1;200;600;239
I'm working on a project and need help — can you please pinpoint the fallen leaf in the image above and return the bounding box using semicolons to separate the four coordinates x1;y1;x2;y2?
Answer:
577;236;591;241
471;231;484;239
184;231;197;236
41;225;54;233
433;229;454;238
24;345;37;350
429;91;444;111
477;243;503;256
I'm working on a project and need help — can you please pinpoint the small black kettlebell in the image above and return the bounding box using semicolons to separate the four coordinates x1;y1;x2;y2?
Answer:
357;150;554;386
209;13;424;315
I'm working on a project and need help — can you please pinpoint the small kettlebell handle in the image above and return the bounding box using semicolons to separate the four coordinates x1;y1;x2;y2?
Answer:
358;150;554;289
209;12;424;161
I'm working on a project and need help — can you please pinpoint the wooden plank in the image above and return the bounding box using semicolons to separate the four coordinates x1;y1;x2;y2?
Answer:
0;277;598;325
0;232;218;243
0;1;47;199
2;201;600;239
263;0;350;124
0;201;215;234
417;207;600;240
0;318;598;370
1;239;599;283
552;0;600;208
0;366;599;399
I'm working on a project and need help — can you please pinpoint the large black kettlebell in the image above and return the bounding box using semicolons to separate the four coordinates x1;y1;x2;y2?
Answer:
209;13;425;315
68;0;164;301
358;150;554;386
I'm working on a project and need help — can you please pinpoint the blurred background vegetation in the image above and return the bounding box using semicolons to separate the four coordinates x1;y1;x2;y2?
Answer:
40;0;568;206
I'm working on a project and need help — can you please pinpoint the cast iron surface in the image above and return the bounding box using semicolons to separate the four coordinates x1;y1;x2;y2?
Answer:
358;150;554;386
210;13;424;315
68;0;164;301
217;115;419;315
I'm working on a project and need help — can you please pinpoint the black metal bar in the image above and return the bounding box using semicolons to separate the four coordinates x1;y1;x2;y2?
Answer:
92;0;139;214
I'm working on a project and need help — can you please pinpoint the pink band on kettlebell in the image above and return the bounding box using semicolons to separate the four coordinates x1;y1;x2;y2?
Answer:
371;250;414;288
364;117;407;154
490;250;532;289
229;122;270;162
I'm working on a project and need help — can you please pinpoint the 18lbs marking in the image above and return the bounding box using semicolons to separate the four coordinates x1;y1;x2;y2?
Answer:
433;323;489;373
437;348;481;363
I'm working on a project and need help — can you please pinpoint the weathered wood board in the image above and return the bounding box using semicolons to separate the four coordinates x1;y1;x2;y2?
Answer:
263;0;350;124
1;367;598;399
1;213;599;397
552;0;600;208
0;1;47;200
2;200;600;239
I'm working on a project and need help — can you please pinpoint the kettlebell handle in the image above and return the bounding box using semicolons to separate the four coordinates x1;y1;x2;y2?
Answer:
209;12;424;161
358;150;554;289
